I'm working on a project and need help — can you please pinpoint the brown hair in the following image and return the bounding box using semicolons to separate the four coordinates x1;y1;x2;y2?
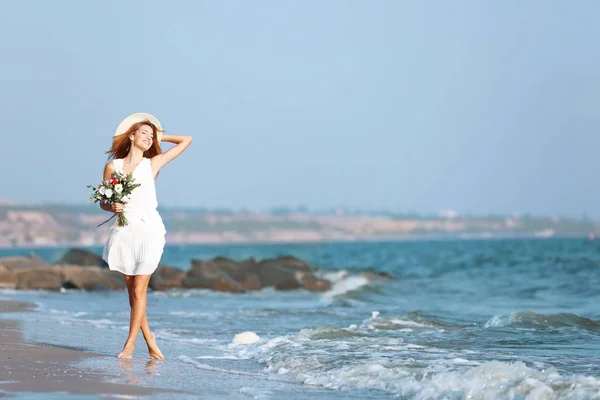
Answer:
106;120;163;161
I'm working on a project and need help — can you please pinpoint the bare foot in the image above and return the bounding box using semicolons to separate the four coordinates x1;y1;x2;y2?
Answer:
117;345;135;359
147;332;165;360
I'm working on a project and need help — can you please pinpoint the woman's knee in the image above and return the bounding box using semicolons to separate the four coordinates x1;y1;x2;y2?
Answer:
132;282;147;300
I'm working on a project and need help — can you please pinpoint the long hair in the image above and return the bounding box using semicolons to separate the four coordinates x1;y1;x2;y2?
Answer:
106;120;163;161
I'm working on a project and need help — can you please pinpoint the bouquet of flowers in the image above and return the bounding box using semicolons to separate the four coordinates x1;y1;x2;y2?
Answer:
88;171;141;227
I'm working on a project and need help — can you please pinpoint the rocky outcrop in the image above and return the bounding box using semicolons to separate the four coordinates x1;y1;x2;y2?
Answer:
16;268;63;290
182;255;334;293
0;254;49;269
0;249;391;293
149;265;186;291
55;248;108;268
60;265;126;290
0;264;17;289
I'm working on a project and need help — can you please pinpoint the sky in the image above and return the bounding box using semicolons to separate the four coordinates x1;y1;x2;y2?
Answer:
1;1;599;216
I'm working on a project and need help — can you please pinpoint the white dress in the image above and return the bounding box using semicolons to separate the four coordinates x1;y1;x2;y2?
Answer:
102;158;166;276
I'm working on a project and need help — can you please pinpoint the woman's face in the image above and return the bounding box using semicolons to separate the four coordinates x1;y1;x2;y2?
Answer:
132;124;154;151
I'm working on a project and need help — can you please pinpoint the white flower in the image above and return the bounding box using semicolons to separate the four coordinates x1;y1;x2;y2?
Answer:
99;187;106;195
114;184;123;193
122;195;131;203
105;189;113;198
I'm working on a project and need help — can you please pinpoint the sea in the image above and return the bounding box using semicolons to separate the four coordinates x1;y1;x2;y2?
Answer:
1;237;600;399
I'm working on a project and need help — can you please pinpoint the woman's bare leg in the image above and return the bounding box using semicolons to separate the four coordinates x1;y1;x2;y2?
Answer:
118;274;151;358
125;276;153;341
120;275;164;360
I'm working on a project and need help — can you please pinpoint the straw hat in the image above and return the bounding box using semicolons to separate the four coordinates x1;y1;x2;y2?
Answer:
114;112;163;142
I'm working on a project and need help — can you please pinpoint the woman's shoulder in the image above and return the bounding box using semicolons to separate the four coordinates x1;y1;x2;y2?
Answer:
107;158;123;171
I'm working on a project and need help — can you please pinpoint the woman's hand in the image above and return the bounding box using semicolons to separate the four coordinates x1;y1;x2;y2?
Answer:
111;203;125;213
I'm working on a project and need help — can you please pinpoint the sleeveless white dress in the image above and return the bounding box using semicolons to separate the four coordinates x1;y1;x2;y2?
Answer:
102;158;166;276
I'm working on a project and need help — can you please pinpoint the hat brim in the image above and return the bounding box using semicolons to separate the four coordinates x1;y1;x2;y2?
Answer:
114;113;163;142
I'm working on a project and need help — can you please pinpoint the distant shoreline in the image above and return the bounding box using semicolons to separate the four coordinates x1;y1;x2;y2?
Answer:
0;231;590;251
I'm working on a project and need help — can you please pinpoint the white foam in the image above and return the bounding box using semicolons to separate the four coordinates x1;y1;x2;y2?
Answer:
389;319;429;328
180;355;260;376
221;323;600;399
196;355;239;360
73;312;88;317
169;311;219;317
319;270;349;283
322;275;370;300
484;315;505;328
233;331;260;344
239;387;274;399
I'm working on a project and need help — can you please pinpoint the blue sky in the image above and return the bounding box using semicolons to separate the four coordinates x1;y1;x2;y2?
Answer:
1;1;599;216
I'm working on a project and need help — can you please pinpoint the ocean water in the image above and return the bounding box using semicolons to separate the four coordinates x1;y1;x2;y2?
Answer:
2;238;600;399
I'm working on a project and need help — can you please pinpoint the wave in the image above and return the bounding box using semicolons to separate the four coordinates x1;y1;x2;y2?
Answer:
362;310;461;331
224;320;600;399
485;311;600;332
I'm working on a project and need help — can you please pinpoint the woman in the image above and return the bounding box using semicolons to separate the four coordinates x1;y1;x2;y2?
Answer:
100;112;192;359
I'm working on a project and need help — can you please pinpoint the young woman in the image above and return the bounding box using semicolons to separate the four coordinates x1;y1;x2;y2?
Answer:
100;113;192;359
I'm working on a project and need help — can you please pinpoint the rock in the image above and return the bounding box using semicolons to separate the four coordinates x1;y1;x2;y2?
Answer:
100;270;127;289
378;272;392;279
16;269;62;290
0;254;49;270
211;257;252;281
60;265;125;290
0;264;17;289
361;271;392;281
150;265;185;291
213;274;246;293
303;279;332;292
188;260;220;280
239;272;262;291
183;255;332;293
183;260;221;288
257;260;307;288
272;255;312;272
181;276;213;289
56;248;108;268
275;277;301;291
61;281;79;290
149;275;167;291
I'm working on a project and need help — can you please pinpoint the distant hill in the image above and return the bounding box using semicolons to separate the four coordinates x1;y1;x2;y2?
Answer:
0;203;597;248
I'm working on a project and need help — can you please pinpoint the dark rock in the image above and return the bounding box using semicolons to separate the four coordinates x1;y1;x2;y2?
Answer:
60;266;125;290
0;264;17;289
61;281;78;290
275;277;301;291
100;270;127;289
211;257;256;281
213;274;246;293
188;260;221;281
181;275;216;289
239;272;262;291
150;265;185;291
149;275;167;291
256;260;298;288
362;271;392;281
273;255;312;272
0;254;49;270
303;279;332;292
56;248;108;268
16;269;62;290
378;272;392;279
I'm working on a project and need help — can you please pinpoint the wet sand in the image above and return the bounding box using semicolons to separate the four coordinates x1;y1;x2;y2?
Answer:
0;299;176;397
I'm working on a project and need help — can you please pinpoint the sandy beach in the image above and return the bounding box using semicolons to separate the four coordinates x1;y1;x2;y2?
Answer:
0;299;177;398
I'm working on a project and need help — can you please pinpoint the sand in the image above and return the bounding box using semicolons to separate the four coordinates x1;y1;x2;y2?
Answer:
0;299;178;397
